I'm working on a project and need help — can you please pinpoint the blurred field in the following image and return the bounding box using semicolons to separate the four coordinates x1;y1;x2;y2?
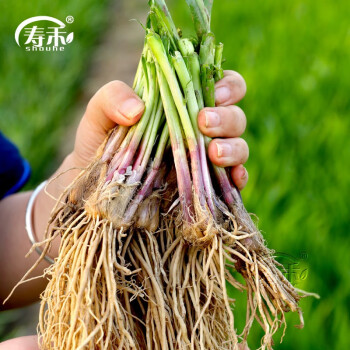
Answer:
1;0;350;348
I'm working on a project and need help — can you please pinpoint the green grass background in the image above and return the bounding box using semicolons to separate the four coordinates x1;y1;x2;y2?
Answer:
1;0;350;348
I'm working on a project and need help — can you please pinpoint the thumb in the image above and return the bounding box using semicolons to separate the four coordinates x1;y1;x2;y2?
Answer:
73;81;145;167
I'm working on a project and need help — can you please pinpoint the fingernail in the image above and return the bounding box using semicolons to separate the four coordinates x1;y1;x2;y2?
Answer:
241;167;248;179
118;98;144;119
216;142;232;158
205;111;221;128
215;86;230;104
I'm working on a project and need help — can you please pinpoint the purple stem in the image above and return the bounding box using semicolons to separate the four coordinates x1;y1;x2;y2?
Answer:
214;166;244;207
123;125;169;223
198;135;216;215
106;126;137;180
123;167;160;224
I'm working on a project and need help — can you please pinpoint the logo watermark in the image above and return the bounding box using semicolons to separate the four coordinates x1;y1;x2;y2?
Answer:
275;251;309;286
15;16;74;52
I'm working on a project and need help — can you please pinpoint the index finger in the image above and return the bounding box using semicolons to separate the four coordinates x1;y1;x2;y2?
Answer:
215;70;247;106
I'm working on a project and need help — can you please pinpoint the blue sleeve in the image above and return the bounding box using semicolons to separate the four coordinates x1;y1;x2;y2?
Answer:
0;132;31;199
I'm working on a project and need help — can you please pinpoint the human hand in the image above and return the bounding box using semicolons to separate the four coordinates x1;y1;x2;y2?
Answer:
0;74;248;307
198;70;249;190
71;72;248;189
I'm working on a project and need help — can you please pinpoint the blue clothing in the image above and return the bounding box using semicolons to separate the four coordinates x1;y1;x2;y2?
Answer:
0;132;31;199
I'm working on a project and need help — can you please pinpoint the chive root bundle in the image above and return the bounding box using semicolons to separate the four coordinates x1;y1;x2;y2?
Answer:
11;1;315;349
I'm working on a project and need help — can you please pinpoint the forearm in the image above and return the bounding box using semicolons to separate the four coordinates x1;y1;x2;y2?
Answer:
0;153;79;309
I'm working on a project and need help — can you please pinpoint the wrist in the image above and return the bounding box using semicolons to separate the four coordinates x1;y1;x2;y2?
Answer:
33;153;80;245
48;153;80;198
69;150;89;169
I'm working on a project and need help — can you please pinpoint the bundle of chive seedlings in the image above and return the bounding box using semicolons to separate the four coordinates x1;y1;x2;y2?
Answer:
16;0;311;349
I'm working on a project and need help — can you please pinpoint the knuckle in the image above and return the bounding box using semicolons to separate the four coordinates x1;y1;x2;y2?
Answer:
226;71;246;87
225;72;247;98
231;138;249;164
105;80;128;92
221;106;246;137
238;138;249;162
231;105;247;134
90;80;125;108
102;81;132;106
